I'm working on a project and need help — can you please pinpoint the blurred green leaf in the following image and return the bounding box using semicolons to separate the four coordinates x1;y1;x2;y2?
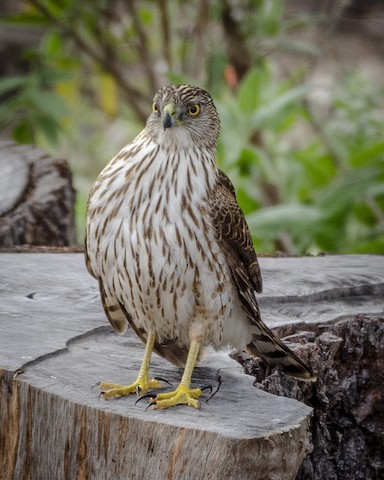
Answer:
13;121;34;144
317;168;380;217
138;7;153;25
238;67;269;115
0;13;48;26
350;235;384;254
43;32;63;56
34;114;59;144
1;0;383;254
31;90;68;118
349;141;384;167
250;84;310;130
247;204;325;236
0;76;28;95
258;0;282;36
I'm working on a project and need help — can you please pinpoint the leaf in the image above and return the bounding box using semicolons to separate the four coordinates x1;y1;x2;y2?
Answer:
238;67;269;115
236;187;260;215
349;141;384;167
247;204;325;238
258;0;282;37
250;84;310;130
43;32;63;56
30;90;68;119
0;12;48;26
317;168;381;217
12;122;34;144
367;183;384;197
138;7;153;25
34;114;59;144
349;234;384;254
293;145;337;191
0;76;27;96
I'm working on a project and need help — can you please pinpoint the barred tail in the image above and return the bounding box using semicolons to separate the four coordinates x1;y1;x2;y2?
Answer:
246;328;316;382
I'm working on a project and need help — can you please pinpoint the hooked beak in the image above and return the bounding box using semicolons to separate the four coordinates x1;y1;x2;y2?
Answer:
162;103;175;130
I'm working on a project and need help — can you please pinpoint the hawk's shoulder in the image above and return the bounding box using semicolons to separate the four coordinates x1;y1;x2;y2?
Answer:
211;169;262;314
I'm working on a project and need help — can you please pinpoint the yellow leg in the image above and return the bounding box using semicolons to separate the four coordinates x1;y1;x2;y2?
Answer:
100;332;162;399
152;340;202;410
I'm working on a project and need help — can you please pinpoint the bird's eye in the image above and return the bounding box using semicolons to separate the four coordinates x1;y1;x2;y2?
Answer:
187;104;200;117
152;102;159;113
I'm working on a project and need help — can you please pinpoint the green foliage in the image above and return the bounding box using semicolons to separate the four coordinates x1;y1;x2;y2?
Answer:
1;0;383;253
0;69;68;144
217;67;384;254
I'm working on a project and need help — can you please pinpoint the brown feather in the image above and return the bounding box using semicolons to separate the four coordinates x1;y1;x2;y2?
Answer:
211;169;262;297
84;232;96;279
211;170;315;381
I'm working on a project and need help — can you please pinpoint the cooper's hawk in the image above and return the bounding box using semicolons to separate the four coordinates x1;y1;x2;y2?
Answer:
85;84;315;410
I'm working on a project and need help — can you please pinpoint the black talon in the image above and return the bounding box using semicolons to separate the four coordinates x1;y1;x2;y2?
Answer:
13;368;24;379
200;384;213;393
135;392;157;405
153;376;172;386
145;402;155;412
91;382;101;392
205;371;222;403
97;391;105;402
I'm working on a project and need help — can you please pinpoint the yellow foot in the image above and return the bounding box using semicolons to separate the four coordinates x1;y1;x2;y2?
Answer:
151;385;203;410
99;378;162;400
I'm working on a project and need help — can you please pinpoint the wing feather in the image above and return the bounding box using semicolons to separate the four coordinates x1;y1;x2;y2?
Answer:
211;169;262;317
211;170;315;381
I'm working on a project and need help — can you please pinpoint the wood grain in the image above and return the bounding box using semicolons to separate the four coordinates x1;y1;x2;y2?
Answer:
0;141;76;247
1;253;383;479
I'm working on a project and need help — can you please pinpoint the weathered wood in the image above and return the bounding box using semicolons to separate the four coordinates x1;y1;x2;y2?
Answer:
0;141;77;247
0;253;314;480
0;254;383;479
239;255;384;480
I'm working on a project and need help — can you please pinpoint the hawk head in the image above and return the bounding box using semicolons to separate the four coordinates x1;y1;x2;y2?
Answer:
145;84;220;149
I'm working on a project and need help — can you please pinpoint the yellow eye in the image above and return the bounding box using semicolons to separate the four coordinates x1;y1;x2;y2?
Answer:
152;102;159;113
187;104;200;117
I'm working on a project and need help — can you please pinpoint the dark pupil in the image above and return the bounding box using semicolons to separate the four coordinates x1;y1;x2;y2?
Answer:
190;105;197;113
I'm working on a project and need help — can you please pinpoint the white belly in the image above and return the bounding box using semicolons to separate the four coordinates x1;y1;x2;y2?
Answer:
87;140;252;349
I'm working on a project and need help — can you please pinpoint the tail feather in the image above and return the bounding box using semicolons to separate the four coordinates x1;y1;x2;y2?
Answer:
246;328;316;382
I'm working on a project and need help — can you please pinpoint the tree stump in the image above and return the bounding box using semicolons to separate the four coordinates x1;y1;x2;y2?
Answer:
0;141;77;247
0;253;383;479
236;255;384;480
0;253;313;480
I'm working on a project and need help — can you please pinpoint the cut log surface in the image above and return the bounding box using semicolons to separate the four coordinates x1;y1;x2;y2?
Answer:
257;255;384;328
0;254;383;480
0;141;77;247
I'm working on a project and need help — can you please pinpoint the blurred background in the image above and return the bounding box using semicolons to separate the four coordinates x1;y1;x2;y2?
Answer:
0;0;383;254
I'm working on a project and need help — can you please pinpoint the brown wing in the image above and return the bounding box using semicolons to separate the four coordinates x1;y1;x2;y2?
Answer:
211;170;315;381
211;169;262;319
